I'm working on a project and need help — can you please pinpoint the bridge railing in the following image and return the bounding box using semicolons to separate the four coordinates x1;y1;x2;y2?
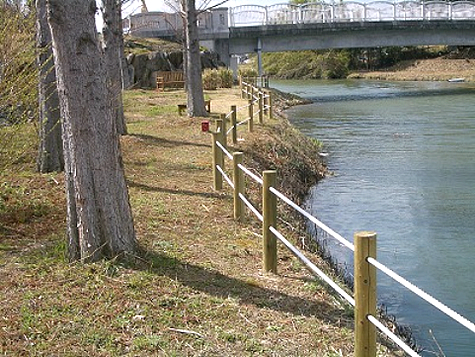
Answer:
230;0;475;26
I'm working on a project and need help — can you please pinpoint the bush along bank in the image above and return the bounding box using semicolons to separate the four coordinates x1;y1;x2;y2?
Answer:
261;46;474;80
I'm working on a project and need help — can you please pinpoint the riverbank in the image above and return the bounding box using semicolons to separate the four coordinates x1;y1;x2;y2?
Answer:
348;58;475;82
0;87;403;356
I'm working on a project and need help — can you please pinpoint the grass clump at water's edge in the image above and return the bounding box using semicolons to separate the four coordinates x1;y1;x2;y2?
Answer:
0;87;402;356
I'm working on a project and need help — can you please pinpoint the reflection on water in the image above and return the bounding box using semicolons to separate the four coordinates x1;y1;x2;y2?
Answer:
274;79;475;356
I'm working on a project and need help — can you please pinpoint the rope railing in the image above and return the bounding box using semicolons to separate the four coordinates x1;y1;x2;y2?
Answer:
367;315;421;357
269;186;355;251
208;78;272;147
367;257;475;334
216;164;234;189
238;163;263;185
208;126;475;356
216;140;232;160
239;192;263;222
270;225;356;306
236;118;250;126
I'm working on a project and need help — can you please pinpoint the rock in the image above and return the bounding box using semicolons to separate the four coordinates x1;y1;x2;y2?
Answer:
125;49;225;89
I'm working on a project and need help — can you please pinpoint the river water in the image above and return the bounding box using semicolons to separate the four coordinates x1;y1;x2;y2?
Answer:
272;79;475;356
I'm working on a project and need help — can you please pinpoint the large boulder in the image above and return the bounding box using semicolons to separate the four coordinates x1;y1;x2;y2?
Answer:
124;50;225;89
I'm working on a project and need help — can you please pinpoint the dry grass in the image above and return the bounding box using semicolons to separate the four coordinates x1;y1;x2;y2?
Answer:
349;58;475;82
1;87;401;356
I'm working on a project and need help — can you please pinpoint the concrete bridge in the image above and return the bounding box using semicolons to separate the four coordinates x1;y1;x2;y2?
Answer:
125;1;475;70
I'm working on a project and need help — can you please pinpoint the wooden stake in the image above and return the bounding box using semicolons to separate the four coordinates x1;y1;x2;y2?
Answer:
212;131;223;190
220;113;227;149
231;105;237;145
258;92;264;124
248;100;254;133
233;152;244;222
354;231;377;357
263;170;277;273
268;91;273;119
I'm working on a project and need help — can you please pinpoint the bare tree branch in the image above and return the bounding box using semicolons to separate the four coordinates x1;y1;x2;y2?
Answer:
197;0;228;14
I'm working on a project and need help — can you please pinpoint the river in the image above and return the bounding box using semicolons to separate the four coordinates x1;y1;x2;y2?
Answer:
271;79;475;356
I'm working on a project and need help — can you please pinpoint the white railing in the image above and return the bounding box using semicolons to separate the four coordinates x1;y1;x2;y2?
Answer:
230;0;475;27
208;84;475;355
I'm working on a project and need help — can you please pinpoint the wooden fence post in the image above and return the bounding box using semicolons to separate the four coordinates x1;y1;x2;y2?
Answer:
263;90;269;116
263;170;277;273
220;113;227;149
233;152;244;222
239;76;243;99
248;99;254;133
258;91;264;124
212;131;223;190
268;91;273;119
231;105;237;145
354;231;377;357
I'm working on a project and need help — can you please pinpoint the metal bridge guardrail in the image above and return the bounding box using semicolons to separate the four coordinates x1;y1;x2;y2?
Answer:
209;109;475;355
230;1;475;27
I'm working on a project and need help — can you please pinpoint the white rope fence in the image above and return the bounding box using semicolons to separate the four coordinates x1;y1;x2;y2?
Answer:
209;84;475;355
367;315;422;357
270;225;355;306
238;163;263;185
216;165;234;189
216;141;232;160
269;187;355;251
239;192;263;222
367;257;475;334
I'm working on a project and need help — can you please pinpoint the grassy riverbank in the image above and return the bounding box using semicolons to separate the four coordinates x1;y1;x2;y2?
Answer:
1;87;402;356
350;57;475;82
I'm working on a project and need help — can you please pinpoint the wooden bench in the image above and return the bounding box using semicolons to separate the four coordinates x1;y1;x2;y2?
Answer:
156;71;185;92
178;100;211;115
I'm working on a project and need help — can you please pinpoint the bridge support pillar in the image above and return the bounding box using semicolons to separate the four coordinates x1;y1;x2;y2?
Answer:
200;38;230;67
257;37;263;76
230;55;239;80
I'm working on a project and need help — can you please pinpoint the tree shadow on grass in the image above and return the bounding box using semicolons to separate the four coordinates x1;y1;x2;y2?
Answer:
127;180;230;200
130;133;211;149
134;248;353;328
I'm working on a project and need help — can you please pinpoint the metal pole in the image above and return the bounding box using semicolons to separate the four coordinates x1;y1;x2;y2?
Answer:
257;37;263;77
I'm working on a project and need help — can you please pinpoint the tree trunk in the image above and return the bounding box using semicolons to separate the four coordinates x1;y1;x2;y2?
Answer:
36;0;64;173
46;0;137;262
101;0;127;135
184;0;207;117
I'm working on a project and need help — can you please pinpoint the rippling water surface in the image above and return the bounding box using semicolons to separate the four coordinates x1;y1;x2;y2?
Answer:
272;79;475;356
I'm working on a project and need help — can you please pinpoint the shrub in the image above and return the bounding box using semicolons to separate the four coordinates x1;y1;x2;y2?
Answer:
203;68;234;89
218;68;233;88
202;69;219;90
238;67;258;78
